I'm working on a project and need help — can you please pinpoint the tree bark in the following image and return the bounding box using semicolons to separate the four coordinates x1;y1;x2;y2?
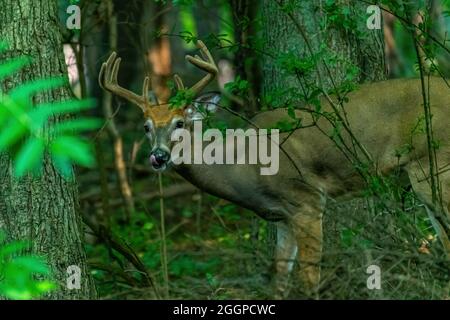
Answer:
262;0;385;97
229;0;261;116
0;0;96;299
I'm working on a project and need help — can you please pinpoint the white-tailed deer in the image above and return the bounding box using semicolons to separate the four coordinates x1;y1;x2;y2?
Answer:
99;40;450;298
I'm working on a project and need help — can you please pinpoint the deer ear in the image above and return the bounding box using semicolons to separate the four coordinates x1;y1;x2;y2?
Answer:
185;93;221;122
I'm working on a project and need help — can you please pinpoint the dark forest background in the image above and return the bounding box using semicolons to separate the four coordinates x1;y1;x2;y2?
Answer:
0;0;449;299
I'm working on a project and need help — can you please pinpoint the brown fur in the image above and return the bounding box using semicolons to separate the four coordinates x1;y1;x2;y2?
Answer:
144;105;185;128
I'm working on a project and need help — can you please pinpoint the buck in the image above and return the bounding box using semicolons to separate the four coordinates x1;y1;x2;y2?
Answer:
99;40;450;298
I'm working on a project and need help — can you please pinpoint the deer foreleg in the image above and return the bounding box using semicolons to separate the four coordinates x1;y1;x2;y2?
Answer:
272;221;298;299
291;203;324;299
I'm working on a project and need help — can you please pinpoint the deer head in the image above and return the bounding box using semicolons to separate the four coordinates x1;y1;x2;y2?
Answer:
99;40;220;171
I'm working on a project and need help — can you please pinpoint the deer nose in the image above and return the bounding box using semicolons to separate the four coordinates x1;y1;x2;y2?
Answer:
150;148;170;167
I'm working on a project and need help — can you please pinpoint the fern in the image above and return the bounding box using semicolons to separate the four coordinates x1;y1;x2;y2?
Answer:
0;42;100;178
0;230;56;300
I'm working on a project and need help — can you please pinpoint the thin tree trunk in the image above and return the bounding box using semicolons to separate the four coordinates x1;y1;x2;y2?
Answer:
0;0;96;299
145;1;172;103
230;0;261;116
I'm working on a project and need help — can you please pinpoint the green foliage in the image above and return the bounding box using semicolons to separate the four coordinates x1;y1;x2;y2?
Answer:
340;227;373;249
169;88;196;109
279;0;297;14
0;43;100;178
155;0;234;49
269;119;301;133
170;255;220;277
224;75;249;97
86;196;266;299
179;5;197;49
322;0;358;33
321;0;374;40
277;52;317;77
154;0;194;5
0;230;55;300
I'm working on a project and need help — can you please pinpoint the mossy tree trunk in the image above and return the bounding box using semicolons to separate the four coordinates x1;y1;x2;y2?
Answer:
261;0;386;293
262;0;385;97
0;0;96;299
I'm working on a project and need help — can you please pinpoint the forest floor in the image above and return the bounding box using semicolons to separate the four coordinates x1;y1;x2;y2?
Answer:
81;173;449;299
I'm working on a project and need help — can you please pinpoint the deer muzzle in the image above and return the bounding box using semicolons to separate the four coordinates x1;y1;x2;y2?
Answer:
150;148;170;171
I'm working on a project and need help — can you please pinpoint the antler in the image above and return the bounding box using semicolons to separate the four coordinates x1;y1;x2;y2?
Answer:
99;52;150;111
173;40;218;95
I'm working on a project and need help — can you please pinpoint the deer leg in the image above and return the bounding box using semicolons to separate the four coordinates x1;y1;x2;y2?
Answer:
406;158;450;259
272;221;298;299
291;201;324;299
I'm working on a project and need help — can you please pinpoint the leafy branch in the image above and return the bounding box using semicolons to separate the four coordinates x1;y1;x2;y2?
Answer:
0;42;101;178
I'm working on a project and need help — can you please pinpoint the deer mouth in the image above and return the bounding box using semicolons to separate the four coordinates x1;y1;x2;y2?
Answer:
152;163;167;171
150;154;168;171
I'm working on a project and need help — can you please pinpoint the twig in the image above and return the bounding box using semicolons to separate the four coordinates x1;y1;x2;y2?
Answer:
83;182;197;209
103;0;135;220
89;261;137;287
82;213;160;297
158;173;169;298
196;191;203;234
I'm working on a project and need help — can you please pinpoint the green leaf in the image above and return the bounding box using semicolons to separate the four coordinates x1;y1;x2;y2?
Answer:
0;45;98;182
0;104;9;128
0;120;27;150
9;78;66;104
0;287;32;300
30;98;96;124
50;136;95;167
12;256;50;275
0;241;29;259
0;56;31;81
50;153;72;178
14;138;45;177
52;118;102;134
35;280;56;293
169;89;196;109
0;41;8;52
287;106;296;119
340;228;356;248
224;76;249;96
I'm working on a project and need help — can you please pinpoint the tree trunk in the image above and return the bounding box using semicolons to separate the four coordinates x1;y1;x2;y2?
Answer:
262;0;385;96
0;0;96;299
229;0;261;116
261;0;386;292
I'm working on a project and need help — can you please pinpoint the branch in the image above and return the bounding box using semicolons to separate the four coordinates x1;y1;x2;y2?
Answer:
82;213;160;298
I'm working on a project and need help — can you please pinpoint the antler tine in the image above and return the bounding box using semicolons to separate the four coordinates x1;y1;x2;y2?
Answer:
98;64;106;90
173;74;185;90
98;52;149;111
98;52;116;91
184;40;218;95
197;40;214;62
142;76;150;102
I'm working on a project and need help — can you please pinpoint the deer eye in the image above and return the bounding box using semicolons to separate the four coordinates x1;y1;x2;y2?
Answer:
144;124;150;133
175;121;184;129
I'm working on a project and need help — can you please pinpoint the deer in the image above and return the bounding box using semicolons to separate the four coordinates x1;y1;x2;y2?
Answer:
99;40;450;299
